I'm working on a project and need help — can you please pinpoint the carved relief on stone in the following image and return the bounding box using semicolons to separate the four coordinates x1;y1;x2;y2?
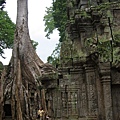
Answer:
85;64;98;116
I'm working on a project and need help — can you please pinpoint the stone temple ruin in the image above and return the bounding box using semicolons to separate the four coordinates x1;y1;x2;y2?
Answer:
0;0;120;120
41;0;120;120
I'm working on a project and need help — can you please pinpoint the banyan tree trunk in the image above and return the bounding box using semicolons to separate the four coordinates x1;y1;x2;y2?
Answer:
0;0;47;119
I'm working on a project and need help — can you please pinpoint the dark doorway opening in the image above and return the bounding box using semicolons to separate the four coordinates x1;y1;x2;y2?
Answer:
112;85;120;120
4;104;12;116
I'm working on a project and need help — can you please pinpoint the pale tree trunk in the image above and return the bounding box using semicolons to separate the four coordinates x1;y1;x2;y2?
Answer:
1;0;47;119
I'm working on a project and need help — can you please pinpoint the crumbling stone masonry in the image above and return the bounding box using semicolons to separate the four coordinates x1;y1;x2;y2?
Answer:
1;1;120;120
41;0;120;120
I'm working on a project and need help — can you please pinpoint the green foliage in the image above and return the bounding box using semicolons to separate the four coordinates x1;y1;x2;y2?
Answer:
31;40;38;50
0;10;38;57
52;0;67;42
79;2;120;64
44;0;67;65
0;10;15;58
44;0;67;42
112;30;120;65
85;29;120;64
112;47;120;66
85;36;112;62
97;40;111;62
0;0;5;10
47;43;61;66
47;56;59;67
79;10;91;19
43;6;55;39
113;30;120;43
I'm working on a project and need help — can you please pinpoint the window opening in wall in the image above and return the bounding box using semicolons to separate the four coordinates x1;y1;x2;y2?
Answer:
4;104;12;116
31;92;34;97
30;97;34;105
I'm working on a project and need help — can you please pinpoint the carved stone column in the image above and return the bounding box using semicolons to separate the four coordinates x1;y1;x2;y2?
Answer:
95;70;105;120
78;66;87;118
99;62;113;120
70;63;87;118
84;63;98;119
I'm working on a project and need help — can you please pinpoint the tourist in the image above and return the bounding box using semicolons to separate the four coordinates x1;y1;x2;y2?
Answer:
37;107;44;120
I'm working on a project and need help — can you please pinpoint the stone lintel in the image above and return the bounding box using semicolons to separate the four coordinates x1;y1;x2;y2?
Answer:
101;77;111;83
78;116;97;120
70;68;83;73
58;64;84;74
84;65;95;73
99;62;111;78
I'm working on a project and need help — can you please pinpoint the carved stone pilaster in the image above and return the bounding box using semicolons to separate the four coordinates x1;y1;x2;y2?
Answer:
95;71;105;120
99;62;113;120
71;65;87;117
84;63;98;118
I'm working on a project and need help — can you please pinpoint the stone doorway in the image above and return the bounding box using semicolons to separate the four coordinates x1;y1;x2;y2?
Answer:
4;104;12;117
112;84;120;120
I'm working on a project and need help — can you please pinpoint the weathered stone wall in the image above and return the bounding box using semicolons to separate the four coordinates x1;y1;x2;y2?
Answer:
43;1;120;120
45;61;120;120
1;1;120;120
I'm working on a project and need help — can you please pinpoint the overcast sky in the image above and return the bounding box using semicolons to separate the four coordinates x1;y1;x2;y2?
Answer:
0;0;59;65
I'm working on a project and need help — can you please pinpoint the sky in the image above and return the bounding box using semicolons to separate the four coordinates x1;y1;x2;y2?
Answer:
0;0;59;65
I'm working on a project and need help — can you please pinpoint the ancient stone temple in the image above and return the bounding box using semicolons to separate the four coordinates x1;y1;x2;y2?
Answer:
41;0;120;120
0;0;120;120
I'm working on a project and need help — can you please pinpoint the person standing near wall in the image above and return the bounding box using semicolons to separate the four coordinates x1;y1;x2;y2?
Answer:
37;107;45;120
